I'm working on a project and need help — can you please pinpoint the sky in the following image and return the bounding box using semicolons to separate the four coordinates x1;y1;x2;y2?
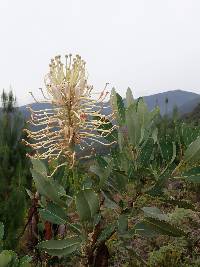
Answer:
0;0;200;105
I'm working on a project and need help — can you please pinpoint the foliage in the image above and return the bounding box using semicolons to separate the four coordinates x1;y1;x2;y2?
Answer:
0;90;32;249
22;88;200;266
1;86;200;266
183;103;200;125
147;244;183;267
0;222;32;267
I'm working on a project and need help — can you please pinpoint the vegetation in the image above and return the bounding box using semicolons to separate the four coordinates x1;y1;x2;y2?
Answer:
0;55;200;266
0;222;32;267
0;91;32;250
183;103;200;125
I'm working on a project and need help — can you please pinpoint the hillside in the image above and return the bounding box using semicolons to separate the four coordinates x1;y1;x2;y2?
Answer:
19;89;200;117
143;89;200;115
182;103;200;124
179;97;200;115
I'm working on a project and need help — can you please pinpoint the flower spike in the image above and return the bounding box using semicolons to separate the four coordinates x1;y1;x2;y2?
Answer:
24;54;116;168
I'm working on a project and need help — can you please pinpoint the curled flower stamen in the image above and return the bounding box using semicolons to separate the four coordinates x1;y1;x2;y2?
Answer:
24;54;116;168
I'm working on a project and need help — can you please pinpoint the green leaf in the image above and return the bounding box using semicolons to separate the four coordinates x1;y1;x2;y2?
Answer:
159;135;176;162
181;123;200;147
147;171;170;197
67;223;82;235
152;128;158;144
181;166;200;183
139;138;154;165
53;180;67;198
101;191;118;210
25;189;34;200
0;250;18;267
31;161;64;206
137;98;149;129
93;213;101;227
126;87;134;107
142;207;168;221
110;170;128;193
39;202;67;225
0;223;4;240
38;236;81;256
31;158;47;176
97;224;116;244
90;159;112;188
110;88;125;126
147;142;176;197
134;217;185;238
19;256;32;267
118;214;128;234
183;136;200;164
118;131;125;151
75;189;99;221
0;250;12;267
126;105;141;147
125;97;155;148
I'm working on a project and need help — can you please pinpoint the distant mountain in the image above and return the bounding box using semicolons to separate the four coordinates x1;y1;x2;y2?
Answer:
179;97;200;115
20;102;52;119
143;89;200;115
19;89;200;118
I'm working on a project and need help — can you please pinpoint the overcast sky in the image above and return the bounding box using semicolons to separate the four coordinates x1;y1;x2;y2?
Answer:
0;0;200;105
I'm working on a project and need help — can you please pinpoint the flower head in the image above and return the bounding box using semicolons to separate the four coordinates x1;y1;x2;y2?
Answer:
24;54;115;167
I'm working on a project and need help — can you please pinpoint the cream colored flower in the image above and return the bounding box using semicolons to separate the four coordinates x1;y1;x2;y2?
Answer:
24;54;115;168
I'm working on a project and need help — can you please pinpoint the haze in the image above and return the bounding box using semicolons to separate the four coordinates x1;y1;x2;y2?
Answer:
0;0;200;105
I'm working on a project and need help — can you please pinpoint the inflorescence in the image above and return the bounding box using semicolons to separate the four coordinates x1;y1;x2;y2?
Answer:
23;54;116;168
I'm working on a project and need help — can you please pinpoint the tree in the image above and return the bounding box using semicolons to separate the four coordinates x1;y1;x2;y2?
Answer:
0;90;32;249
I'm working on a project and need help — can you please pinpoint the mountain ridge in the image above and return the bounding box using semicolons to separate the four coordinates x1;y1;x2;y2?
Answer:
18;89;200;117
